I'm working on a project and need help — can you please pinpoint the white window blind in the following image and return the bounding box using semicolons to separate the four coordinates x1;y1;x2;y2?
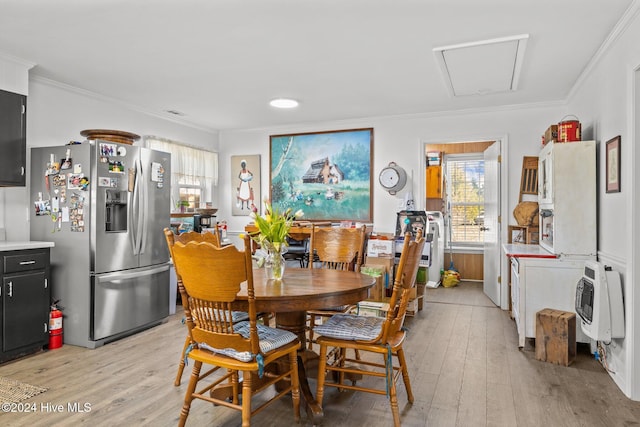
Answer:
445;153;484;244
144;136;218;211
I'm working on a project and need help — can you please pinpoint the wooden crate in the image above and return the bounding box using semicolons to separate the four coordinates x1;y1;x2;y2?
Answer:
535;308;576;366
508;225;539;244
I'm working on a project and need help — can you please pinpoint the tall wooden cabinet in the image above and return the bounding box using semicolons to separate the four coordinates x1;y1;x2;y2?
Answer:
0;88;27;186
426;165;442;198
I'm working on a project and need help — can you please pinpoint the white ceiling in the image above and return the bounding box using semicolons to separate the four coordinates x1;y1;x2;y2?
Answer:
0;0;634;131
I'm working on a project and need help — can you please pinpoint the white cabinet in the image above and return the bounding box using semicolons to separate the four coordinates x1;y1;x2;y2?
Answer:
511;255;590;347
537;141;596;256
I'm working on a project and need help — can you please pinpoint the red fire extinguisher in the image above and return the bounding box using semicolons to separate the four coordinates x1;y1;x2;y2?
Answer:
49;301;63;350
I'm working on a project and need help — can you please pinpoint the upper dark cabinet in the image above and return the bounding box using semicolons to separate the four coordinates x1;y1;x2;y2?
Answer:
0;89;26;186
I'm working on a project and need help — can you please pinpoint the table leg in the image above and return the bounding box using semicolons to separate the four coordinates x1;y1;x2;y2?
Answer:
276;311;324;424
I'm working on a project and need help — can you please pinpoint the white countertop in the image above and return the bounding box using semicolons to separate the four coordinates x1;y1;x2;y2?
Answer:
0;241;55;251
502;243;556;258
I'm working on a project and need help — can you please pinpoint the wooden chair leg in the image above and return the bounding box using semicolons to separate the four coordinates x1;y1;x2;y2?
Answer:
241;370;253;427
389;383;401;427
396;347;414;403
175;335;191;386
179;360;202;427
290;352;301;422
231;369;240;405
386;357;401;427
315;343;328;408
307;313;316;350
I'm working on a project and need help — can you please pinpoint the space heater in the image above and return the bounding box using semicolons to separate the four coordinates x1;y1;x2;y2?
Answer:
575;261;624;341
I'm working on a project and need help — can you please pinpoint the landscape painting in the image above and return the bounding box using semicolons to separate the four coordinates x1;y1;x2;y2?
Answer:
269;128;373;223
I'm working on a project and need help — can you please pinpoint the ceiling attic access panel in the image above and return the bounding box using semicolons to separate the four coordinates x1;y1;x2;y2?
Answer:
433;34;529;97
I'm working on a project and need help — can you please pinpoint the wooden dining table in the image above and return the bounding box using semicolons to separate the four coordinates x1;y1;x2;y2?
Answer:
232;267;376;424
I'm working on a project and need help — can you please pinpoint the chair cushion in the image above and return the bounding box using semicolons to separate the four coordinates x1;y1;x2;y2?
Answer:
229;311;250;322
197;321;297;362
193;309;249;323
312;305;351;313
314;314;383;341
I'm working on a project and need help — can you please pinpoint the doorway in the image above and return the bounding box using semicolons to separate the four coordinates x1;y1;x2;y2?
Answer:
423;138;506;308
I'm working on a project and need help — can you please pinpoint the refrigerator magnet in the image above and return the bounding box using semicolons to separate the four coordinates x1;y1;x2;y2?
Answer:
151;162;164;182
68;173;83;189
98;177;116;187
61;207;69;222
100;143;117;157
52;174;66;187
60;157;72;170
108;160;124;173
79;177;90;190
46;162;60;176
34;200;51;216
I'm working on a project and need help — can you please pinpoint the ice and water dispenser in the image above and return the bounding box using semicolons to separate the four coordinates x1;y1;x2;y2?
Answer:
105;189;127;232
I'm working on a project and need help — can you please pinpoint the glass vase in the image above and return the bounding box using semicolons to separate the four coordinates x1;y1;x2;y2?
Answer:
264;243;286;281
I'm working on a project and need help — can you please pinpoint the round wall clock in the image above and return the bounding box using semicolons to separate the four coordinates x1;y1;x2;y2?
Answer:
378;161;407;195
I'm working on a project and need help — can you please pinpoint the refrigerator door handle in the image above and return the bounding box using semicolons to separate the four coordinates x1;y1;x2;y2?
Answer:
139;156;149;255
96;263;169;283
130;158;142;255
128;188;136;255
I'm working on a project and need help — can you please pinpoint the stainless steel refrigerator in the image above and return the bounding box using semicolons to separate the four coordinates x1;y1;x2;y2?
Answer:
30;140;171;348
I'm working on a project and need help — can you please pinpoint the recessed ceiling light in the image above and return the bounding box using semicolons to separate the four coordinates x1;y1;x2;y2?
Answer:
269;98;299;109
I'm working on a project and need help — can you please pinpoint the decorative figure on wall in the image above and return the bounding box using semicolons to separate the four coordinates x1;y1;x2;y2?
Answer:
231;155;261;216
236;159;254;210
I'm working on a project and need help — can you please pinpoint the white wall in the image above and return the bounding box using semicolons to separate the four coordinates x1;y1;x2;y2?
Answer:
218;105;564;237
565;3;640;400
0;77;219;242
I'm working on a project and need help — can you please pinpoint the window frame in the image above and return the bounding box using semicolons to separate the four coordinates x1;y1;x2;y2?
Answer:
444;152;485;247
144;136;218;213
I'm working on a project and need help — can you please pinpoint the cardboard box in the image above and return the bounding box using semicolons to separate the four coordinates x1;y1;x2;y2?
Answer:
407;286;417;300
364;256;394;294
367;239;394;257
544;124;558;144
358;299;390;317
364;255;394;271
360;265;386;301
406;298;419;316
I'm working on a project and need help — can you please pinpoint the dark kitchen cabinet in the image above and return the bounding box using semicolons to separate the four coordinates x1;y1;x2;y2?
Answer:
0;248;50;363
0;89;27;186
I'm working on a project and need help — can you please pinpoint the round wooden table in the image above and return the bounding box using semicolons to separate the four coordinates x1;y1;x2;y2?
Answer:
234;268;376;424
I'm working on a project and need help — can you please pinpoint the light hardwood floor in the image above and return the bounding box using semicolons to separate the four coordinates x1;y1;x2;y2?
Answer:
1;281;639;426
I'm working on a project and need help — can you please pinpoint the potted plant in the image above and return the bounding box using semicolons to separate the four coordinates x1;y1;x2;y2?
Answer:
175;200;190;213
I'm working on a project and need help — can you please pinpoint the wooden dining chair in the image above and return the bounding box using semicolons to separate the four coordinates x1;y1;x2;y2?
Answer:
165;229;225;386
171;235;301;427
164;228;265;387
306;225;367;350
314;229;425;427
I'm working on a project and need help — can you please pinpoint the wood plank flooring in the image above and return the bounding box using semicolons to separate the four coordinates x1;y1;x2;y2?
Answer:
1;281;638;426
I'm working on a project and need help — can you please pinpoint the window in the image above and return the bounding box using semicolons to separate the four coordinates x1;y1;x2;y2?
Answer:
144;136;218;212
445;153;484;244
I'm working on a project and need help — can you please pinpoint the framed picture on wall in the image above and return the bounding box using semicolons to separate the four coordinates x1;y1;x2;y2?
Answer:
606;135;621;193
269;128;373;223
231;155;261;215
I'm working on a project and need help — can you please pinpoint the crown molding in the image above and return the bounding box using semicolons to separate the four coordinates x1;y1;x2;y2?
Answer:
0;51;35;69
30;74;219;134
568;0;640;101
